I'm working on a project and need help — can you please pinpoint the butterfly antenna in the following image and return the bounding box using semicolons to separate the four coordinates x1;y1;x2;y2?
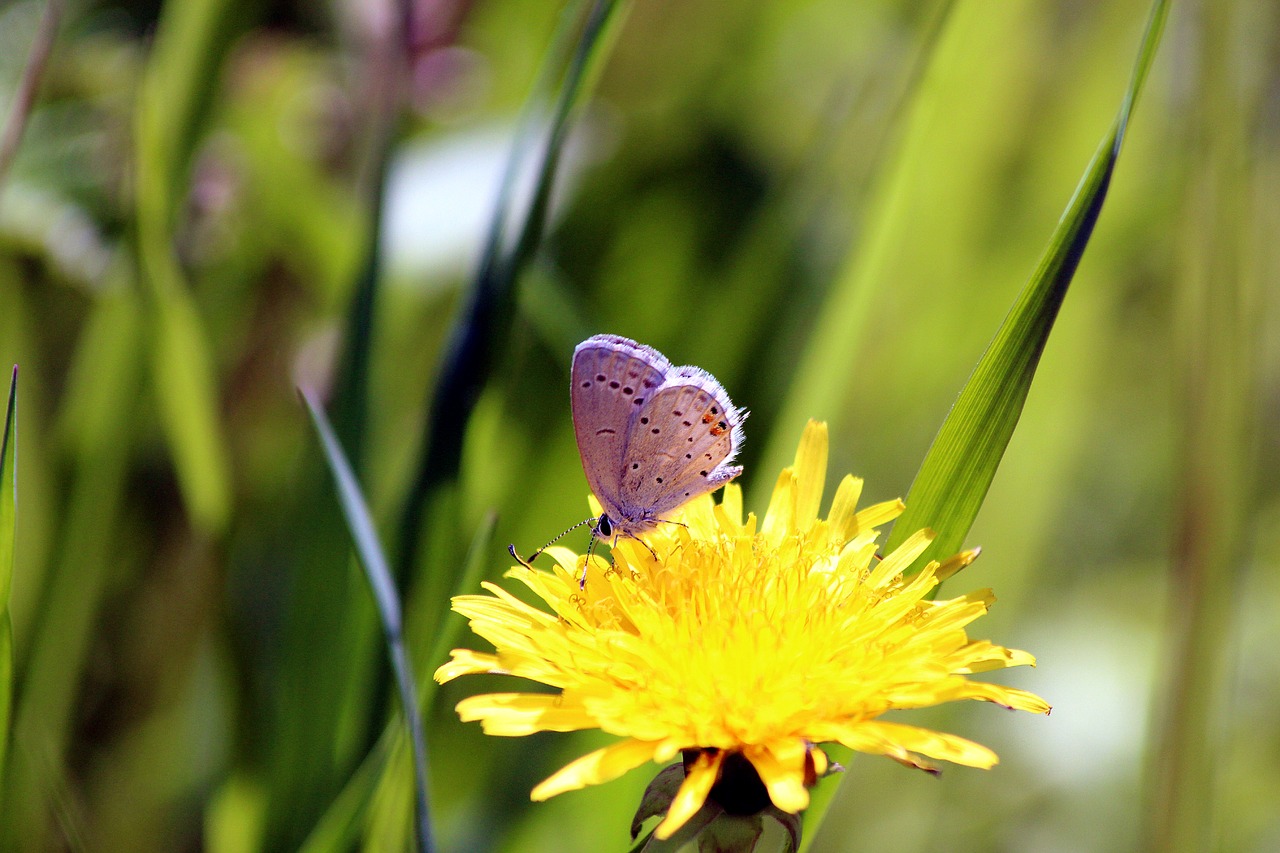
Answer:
511;517;598;570
580;535;598;589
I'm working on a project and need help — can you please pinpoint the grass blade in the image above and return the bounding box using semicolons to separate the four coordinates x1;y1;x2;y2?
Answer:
297;510;496;853
1141;1;1256;849
881;0;1169;567
133;0;246;533
3;291;143;847
301;390;434;853
328;0;414;463
0;367;17;780
800;2;1169;848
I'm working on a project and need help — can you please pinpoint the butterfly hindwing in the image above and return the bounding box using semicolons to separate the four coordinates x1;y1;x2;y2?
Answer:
620;368;744;517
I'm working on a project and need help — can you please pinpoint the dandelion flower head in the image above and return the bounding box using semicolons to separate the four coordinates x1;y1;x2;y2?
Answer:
435;421;1050;839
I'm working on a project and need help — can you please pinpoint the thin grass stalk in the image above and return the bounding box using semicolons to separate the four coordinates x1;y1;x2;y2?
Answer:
303;391;434;853
0;367;17;787
331;0;420;756
1141;1;1256;849
393;0;625;593
0;0;62;197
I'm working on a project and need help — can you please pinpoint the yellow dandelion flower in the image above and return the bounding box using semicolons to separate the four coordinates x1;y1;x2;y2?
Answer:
435;421;1050;841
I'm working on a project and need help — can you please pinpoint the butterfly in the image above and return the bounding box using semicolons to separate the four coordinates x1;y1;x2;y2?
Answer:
571;333;746;538
510;334;746;581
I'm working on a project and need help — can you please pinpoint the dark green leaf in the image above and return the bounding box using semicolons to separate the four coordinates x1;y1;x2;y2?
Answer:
395;0;626;588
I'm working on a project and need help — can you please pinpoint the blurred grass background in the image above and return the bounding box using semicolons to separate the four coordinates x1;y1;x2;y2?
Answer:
0;0;1275;851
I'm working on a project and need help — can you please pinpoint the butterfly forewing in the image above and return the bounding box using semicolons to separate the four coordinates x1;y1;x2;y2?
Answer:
621;371;743;516
571;337;670;516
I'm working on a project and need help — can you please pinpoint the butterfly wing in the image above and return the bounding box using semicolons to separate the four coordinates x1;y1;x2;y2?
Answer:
619;365;745;518
571;335;671;519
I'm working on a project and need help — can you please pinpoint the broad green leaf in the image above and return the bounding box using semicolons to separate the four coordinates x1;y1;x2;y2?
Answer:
802;1;1169;849
302;390;434;853
0;366;17;776
297;728;397;853
882;0;1170;567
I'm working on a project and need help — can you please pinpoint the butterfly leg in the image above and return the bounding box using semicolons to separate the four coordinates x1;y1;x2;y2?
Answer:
580;514;620;589
631;535;659;561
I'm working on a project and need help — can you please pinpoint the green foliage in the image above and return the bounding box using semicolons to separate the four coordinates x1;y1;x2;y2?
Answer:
133;0;245;533
884;0;1170;568
799;3;1169;845
303;389;433;852
396;0;625;616
0;0;1273;851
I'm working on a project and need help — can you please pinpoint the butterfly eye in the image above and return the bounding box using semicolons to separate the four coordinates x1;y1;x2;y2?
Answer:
597;516;613;538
